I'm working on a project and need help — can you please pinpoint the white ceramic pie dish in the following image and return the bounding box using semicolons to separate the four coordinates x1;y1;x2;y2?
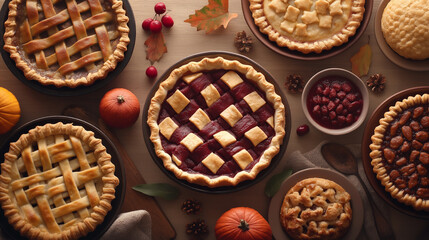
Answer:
301;68;369;135
374;0;429;71
268;168;364;240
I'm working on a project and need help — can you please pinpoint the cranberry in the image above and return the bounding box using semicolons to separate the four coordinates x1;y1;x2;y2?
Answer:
297;124;310;136
142;18;153;31
150;20;162;33
154;2;166;14
162;15;174;28
342;83;352;92
146;66;158;78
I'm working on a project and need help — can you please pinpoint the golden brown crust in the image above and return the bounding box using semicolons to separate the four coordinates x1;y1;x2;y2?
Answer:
249;0;365;54
147;57;286;187
3;0;130;88
280;177;352;240
0;122;119;240
369;93;429;211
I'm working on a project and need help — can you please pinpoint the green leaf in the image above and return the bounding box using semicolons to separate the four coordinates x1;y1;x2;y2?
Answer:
264;168;293;198
132;183;180;200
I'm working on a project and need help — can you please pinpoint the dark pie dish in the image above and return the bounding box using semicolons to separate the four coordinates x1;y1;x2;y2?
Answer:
362;87;429;219
143;51;290;193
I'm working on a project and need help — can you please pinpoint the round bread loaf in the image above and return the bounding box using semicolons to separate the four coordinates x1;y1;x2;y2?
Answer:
381;0;429;60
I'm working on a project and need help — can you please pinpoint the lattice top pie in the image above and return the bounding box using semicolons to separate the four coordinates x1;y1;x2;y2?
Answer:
280;178;352;240
0;122;119;239
249;0;365;54
147;57;286;187
3;0;130;88
370;94;429;211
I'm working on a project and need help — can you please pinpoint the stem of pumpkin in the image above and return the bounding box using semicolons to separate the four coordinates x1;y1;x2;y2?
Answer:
117;95;125;104
238;219;249;231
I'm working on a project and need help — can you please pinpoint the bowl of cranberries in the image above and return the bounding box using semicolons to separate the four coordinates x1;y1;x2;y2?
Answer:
302;68;369;135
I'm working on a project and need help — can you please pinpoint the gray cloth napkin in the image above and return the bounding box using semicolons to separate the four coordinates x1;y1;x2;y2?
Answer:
0;210;151;239
285;141;390;240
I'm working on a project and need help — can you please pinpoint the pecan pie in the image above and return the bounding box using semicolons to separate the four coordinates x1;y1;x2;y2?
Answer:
248;0;365;54
370;93;429;211
0;122;119;239
3;0;130;88
280;178;352;240
147;57;286;187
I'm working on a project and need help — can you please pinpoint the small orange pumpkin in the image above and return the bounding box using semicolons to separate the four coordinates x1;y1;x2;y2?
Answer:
99;88;140;128
0;87;21;135
215;207;272;240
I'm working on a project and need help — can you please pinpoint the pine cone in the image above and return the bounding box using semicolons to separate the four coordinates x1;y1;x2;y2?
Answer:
181;199;201;215
186;219;208;236
285;74;304;93
366;73;386;92
234;31;253;53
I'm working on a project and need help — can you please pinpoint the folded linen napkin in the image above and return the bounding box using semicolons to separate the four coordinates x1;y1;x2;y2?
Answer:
285;141;388;240
0;210;151;240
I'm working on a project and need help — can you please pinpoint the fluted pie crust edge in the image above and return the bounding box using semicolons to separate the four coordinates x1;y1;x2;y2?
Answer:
147;57;286;187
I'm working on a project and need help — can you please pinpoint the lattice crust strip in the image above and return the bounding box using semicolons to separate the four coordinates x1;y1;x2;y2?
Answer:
0;122;118;239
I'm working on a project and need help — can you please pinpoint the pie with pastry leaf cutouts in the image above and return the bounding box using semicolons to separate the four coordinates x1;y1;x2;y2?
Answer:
147;57;286;188
249;0;365;54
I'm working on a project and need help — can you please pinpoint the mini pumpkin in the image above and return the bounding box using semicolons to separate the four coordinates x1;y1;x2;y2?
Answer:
215;207;272;240
99;88;140;128
0;87;21;135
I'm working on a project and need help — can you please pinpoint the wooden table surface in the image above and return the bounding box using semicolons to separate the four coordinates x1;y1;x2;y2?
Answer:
1;0;428;239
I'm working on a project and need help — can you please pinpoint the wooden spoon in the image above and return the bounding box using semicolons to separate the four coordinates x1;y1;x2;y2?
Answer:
321;142;395;240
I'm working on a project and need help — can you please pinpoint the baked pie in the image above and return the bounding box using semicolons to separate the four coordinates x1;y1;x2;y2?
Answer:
3;0;130;88
147;57;286;187
248;0;365;54
370;93;429;211
381;0;429;60
0;122;119;239
280;177;352;240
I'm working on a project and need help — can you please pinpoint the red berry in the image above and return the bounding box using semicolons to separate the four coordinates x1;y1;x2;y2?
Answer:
161;14;174;28
154;2;166;14
150;20;162;33
297;124;310;136
146;66;158;78
142;18;153;31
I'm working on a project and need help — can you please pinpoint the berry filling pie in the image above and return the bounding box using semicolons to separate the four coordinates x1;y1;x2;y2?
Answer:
248;0;365;54
147;57;286;187
3;0;130;88
0;122;119;239
370;93;429;211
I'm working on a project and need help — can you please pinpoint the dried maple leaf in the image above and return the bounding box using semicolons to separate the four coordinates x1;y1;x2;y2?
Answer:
350;43;372;77
145;32;167;64
184;0;238;33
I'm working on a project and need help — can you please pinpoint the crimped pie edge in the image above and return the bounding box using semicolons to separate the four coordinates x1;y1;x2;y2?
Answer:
147;57;286;188
3;0;130;88
0;122;119;239
369;93;429;211
248;0;366;54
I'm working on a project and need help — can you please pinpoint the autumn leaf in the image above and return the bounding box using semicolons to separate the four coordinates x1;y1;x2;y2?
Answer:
145;32;167;64
350;44;372;77
184;0;238;33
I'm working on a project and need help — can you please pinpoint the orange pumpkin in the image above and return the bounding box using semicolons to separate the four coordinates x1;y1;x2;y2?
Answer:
215;207;272;240
0;87;21;135
99;88;140;128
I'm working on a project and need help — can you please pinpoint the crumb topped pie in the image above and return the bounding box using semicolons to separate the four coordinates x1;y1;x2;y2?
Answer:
280;177;352;240
0;122;119;239
249;0;365;54
147;57;286;187
370;93;429;211
3;0;130;88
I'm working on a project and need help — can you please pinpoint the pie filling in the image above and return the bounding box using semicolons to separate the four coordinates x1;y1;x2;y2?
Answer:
158;70;276;178
379;104;429;199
